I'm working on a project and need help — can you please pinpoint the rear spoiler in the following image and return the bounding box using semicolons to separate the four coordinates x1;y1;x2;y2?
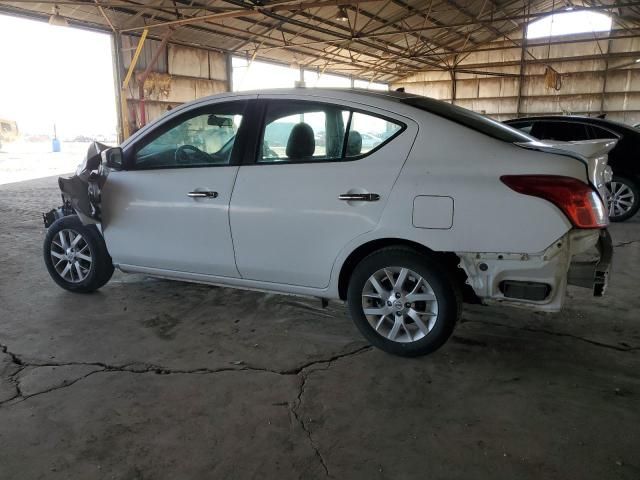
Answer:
514;139;616;205
514;139;617;160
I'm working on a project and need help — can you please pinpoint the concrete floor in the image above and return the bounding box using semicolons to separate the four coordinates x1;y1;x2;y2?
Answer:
0;176;639;480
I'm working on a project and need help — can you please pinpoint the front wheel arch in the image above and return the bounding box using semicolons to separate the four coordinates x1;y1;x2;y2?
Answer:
43;215;114;293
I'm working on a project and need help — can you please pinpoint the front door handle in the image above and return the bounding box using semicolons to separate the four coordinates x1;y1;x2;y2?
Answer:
188;191;218;198
338;193;380;202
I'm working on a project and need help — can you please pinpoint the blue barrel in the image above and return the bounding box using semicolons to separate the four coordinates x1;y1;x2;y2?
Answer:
52;138;61;152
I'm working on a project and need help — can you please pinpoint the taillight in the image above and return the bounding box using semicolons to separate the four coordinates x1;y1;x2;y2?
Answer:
500;175;608;229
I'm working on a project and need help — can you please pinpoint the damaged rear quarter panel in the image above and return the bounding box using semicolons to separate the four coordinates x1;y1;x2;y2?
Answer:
457;230;601;312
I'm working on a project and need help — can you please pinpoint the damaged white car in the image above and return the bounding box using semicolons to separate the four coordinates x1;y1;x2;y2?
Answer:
43;89;613;357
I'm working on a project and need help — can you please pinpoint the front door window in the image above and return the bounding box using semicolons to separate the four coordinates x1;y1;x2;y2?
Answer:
134;104;245;169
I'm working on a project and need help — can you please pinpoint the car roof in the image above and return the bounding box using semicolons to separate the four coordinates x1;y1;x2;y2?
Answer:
230;87;415;101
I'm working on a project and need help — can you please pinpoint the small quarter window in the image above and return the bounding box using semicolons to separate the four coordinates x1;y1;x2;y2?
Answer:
345;112;402;157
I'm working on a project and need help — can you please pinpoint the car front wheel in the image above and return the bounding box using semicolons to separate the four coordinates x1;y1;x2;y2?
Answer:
607;175;640;222
43;215;114;293
347;247;461;357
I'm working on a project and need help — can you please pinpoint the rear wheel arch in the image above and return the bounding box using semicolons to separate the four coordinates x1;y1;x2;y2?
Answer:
336;238;477;303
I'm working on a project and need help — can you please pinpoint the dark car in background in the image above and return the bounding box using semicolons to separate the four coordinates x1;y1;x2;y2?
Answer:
505;116;640;222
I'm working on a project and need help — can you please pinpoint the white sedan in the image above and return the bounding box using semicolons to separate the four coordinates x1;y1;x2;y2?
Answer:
43;88;613;356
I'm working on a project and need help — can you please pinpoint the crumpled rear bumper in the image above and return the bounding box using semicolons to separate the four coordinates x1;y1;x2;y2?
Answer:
567;229;612;297
457;229;612;312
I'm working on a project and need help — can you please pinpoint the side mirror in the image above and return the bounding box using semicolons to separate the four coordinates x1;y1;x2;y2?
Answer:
101;147;124;170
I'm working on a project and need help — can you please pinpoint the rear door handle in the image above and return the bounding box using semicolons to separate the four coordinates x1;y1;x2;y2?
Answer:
188;191;218;198
338;193;380;202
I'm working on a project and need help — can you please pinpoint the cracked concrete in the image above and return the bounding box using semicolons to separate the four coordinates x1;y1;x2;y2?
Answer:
462;318;640;352
614;239;640;248
1;176;639;480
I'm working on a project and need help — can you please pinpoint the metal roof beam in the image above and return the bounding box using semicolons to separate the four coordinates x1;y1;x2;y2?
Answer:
352;2;640;39
214;0;448;70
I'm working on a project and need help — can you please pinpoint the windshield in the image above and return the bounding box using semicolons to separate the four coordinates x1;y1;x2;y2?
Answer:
401;96;535;143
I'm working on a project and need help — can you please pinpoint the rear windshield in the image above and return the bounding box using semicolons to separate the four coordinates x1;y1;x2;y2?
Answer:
401;96;534;143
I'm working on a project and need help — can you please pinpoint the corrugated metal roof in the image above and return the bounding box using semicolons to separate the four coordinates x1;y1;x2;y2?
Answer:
0;0;638;82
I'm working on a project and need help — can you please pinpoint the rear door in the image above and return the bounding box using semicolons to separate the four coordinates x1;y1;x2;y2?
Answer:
101;99;252;277
229;97;418;289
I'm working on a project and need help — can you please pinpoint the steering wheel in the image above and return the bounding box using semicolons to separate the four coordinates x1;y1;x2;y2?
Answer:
175;144;210;165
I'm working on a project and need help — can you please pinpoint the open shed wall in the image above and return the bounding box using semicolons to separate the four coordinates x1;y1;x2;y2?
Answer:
119;35;230;134
392;32;640;125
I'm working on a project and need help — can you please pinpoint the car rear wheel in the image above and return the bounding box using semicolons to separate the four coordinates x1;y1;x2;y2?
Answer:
347;247;461;357
43;215;114;293
607;175;640;222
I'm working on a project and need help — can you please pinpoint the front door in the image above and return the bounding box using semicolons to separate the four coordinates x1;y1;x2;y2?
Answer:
101;100;250;277
229;98;417;288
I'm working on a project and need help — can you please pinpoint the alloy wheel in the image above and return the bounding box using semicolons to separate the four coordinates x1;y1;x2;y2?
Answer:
361;267;439;343
607;181;636;218
50;229;93;283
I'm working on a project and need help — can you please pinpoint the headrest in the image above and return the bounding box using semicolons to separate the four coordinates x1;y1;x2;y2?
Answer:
286;123;315;159
346;130;362;156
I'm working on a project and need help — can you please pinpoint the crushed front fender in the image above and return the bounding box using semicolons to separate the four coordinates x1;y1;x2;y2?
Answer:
58;141;111;225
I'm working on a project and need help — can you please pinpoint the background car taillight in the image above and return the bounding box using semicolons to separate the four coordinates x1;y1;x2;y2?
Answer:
500;175;608;229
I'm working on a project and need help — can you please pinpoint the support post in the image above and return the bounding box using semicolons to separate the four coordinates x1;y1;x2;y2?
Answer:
599;39;613;115
516;4;530;117
111;32;124;144
137;29;173;128
226;53;234;92
450;69;456;105
120;28;148;140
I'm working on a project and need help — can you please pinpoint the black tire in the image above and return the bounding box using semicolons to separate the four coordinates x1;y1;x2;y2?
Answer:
607;175;640;222
347;247;461;357
43;215;114;293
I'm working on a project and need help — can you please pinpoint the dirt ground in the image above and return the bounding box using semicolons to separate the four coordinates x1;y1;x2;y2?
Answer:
0;176;638;480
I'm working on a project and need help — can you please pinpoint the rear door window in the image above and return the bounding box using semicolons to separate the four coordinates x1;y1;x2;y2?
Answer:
257;101;404;164
260;108;344;162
